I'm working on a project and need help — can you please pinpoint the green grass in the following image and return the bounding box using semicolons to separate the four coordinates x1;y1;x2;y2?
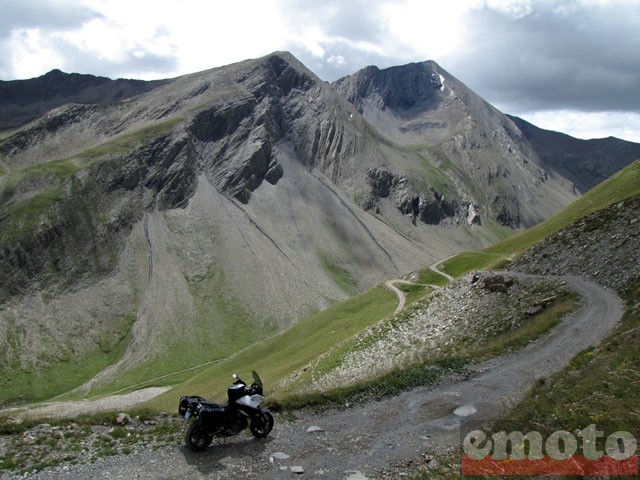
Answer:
63;270;283;401
145;286;398;412
0;188;65;246
22;159;81;179
76;117;183;160
440;251;506;278
441;160;640;277
319;252;358;294
0;314;135;406
415;267;451;287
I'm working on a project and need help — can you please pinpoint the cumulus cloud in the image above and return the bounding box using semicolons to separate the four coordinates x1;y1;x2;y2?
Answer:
0;0;99;37
447;1;640;113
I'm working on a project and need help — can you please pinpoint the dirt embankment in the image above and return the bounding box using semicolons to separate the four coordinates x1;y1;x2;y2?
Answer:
513;195;640;292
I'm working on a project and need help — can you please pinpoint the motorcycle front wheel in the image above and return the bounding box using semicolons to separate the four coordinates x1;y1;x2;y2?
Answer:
250;411;274;438
184;421;213;451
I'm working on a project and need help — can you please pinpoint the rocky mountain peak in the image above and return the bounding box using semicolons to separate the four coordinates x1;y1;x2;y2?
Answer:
334;60;444;112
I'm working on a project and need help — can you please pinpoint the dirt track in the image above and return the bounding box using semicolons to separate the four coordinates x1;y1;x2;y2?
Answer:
10;273;623;479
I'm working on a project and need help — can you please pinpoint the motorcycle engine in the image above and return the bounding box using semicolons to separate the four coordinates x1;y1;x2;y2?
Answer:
228;413;248;434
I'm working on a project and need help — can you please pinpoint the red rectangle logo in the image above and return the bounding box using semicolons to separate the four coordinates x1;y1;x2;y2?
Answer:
462;455;639;476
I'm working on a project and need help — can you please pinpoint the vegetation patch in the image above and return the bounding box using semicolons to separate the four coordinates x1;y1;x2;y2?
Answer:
145;286;397;412
414;267;450;287
440;251;505;278
76;117;183;160
22;159;81;179
467;291;580;360
319;252;358;294
0;188;65;247
0;314;136;406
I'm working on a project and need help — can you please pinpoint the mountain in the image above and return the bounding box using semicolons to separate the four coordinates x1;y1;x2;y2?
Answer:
334;61;578;228
508;115;640;193
0;52;637;403
0;69;168;130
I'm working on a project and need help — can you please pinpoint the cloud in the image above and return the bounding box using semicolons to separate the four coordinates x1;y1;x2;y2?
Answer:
446;1;640;114
0;0;100;38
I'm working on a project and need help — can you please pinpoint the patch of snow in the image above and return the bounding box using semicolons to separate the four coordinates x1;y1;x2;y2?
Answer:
439;74;446;92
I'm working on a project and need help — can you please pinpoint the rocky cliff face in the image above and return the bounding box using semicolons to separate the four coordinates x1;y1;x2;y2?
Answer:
0;52;635;403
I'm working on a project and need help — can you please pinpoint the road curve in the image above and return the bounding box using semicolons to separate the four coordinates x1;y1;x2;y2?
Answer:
429;256;455;283
24;273;624;480
384;279;414;314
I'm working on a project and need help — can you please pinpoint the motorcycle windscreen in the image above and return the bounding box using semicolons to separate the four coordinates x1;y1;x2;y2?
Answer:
252;371;263;390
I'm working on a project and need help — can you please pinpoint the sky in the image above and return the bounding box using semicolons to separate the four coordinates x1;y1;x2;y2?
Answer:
1;0;639;142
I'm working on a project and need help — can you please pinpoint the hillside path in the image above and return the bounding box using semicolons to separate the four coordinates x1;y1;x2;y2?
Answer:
429;255;455;282
17;273;624;480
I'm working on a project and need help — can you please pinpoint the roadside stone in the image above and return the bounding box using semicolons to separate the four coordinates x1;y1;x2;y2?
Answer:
345;471;369;479
290;465;305;474
272;451;291;460
306;426;324;433
115;413;131;425
427;458;440;470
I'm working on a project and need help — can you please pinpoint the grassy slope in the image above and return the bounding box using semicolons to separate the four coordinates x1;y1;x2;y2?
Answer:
441;160;640;277
146;286;399;411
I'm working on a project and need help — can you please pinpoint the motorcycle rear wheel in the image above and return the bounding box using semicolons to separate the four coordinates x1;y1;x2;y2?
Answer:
250;411;274;438
184;421;213;451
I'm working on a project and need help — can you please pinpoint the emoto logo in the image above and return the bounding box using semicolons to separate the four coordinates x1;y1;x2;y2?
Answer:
461;424;639;476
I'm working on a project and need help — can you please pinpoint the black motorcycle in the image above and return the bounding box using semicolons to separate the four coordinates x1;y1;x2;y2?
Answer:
178;371;274;451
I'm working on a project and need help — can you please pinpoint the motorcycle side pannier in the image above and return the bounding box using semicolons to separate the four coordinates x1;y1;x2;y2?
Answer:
178;395;206;417
198;401;225;421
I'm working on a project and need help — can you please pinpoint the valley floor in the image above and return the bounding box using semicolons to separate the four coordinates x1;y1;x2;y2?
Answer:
2;274;622;479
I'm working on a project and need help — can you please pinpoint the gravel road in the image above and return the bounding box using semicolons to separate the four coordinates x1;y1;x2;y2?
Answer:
3;274;623;479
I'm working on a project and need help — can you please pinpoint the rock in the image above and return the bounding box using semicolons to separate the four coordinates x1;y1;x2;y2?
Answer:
427;458;441;470
306;425;324;433
290;465;305;474
271;452;291;460
525;305;544;317
467;203;481;225
345;471;369;479
115;413;131;425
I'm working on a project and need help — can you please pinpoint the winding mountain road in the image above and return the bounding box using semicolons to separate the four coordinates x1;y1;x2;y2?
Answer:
21;273;623;480
384;258;451;314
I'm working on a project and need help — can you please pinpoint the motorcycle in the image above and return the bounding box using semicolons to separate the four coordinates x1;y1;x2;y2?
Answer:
178;371;274;451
